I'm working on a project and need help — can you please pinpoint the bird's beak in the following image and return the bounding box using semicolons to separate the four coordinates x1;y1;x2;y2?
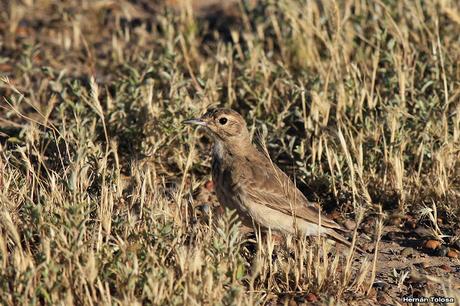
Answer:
182;118;207;126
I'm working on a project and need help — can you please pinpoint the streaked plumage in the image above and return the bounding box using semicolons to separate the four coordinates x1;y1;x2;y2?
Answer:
184;108;356;250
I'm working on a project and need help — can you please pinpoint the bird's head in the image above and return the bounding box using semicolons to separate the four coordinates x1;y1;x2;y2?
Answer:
183;108;251;145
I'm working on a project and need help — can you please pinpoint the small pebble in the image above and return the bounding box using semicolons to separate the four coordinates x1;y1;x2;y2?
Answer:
389;216;402;226
344;220;356;230
362;224;373;235
436;246;449;257
447;249;459;259
329;210;341;221
306;293;318;302
373;282;384;289
423;240;441;250
440;264;452;272
405;219;417;229
401;247;415;257
198;204;210;213
362;219;375;235
386;231;398;240
215;206;225;215
373;281;391;291
205;180;214;191
287;299;297;306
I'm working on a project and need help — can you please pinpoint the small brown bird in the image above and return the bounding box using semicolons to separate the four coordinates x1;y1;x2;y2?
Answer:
184;108;357;250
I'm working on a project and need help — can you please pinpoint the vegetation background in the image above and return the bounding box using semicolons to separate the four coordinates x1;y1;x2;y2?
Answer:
0;0;459;304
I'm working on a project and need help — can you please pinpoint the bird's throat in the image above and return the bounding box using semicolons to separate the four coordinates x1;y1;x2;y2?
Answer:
212;140;226;161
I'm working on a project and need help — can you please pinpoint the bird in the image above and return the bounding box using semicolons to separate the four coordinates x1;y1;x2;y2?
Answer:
183;108;360;252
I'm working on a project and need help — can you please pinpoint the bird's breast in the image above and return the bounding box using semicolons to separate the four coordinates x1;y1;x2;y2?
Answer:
211;152;250;217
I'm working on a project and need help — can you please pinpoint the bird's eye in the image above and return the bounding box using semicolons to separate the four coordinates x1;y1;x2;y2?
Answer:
219;117;228;125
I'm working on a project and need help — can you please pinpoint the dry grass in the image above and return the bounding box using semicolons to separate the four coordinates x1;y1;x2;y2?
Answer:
0;0;459;304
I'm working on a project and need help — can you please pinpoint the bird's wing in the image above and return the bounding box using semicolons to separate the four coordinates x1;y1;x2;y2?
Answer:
239;154;343;231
